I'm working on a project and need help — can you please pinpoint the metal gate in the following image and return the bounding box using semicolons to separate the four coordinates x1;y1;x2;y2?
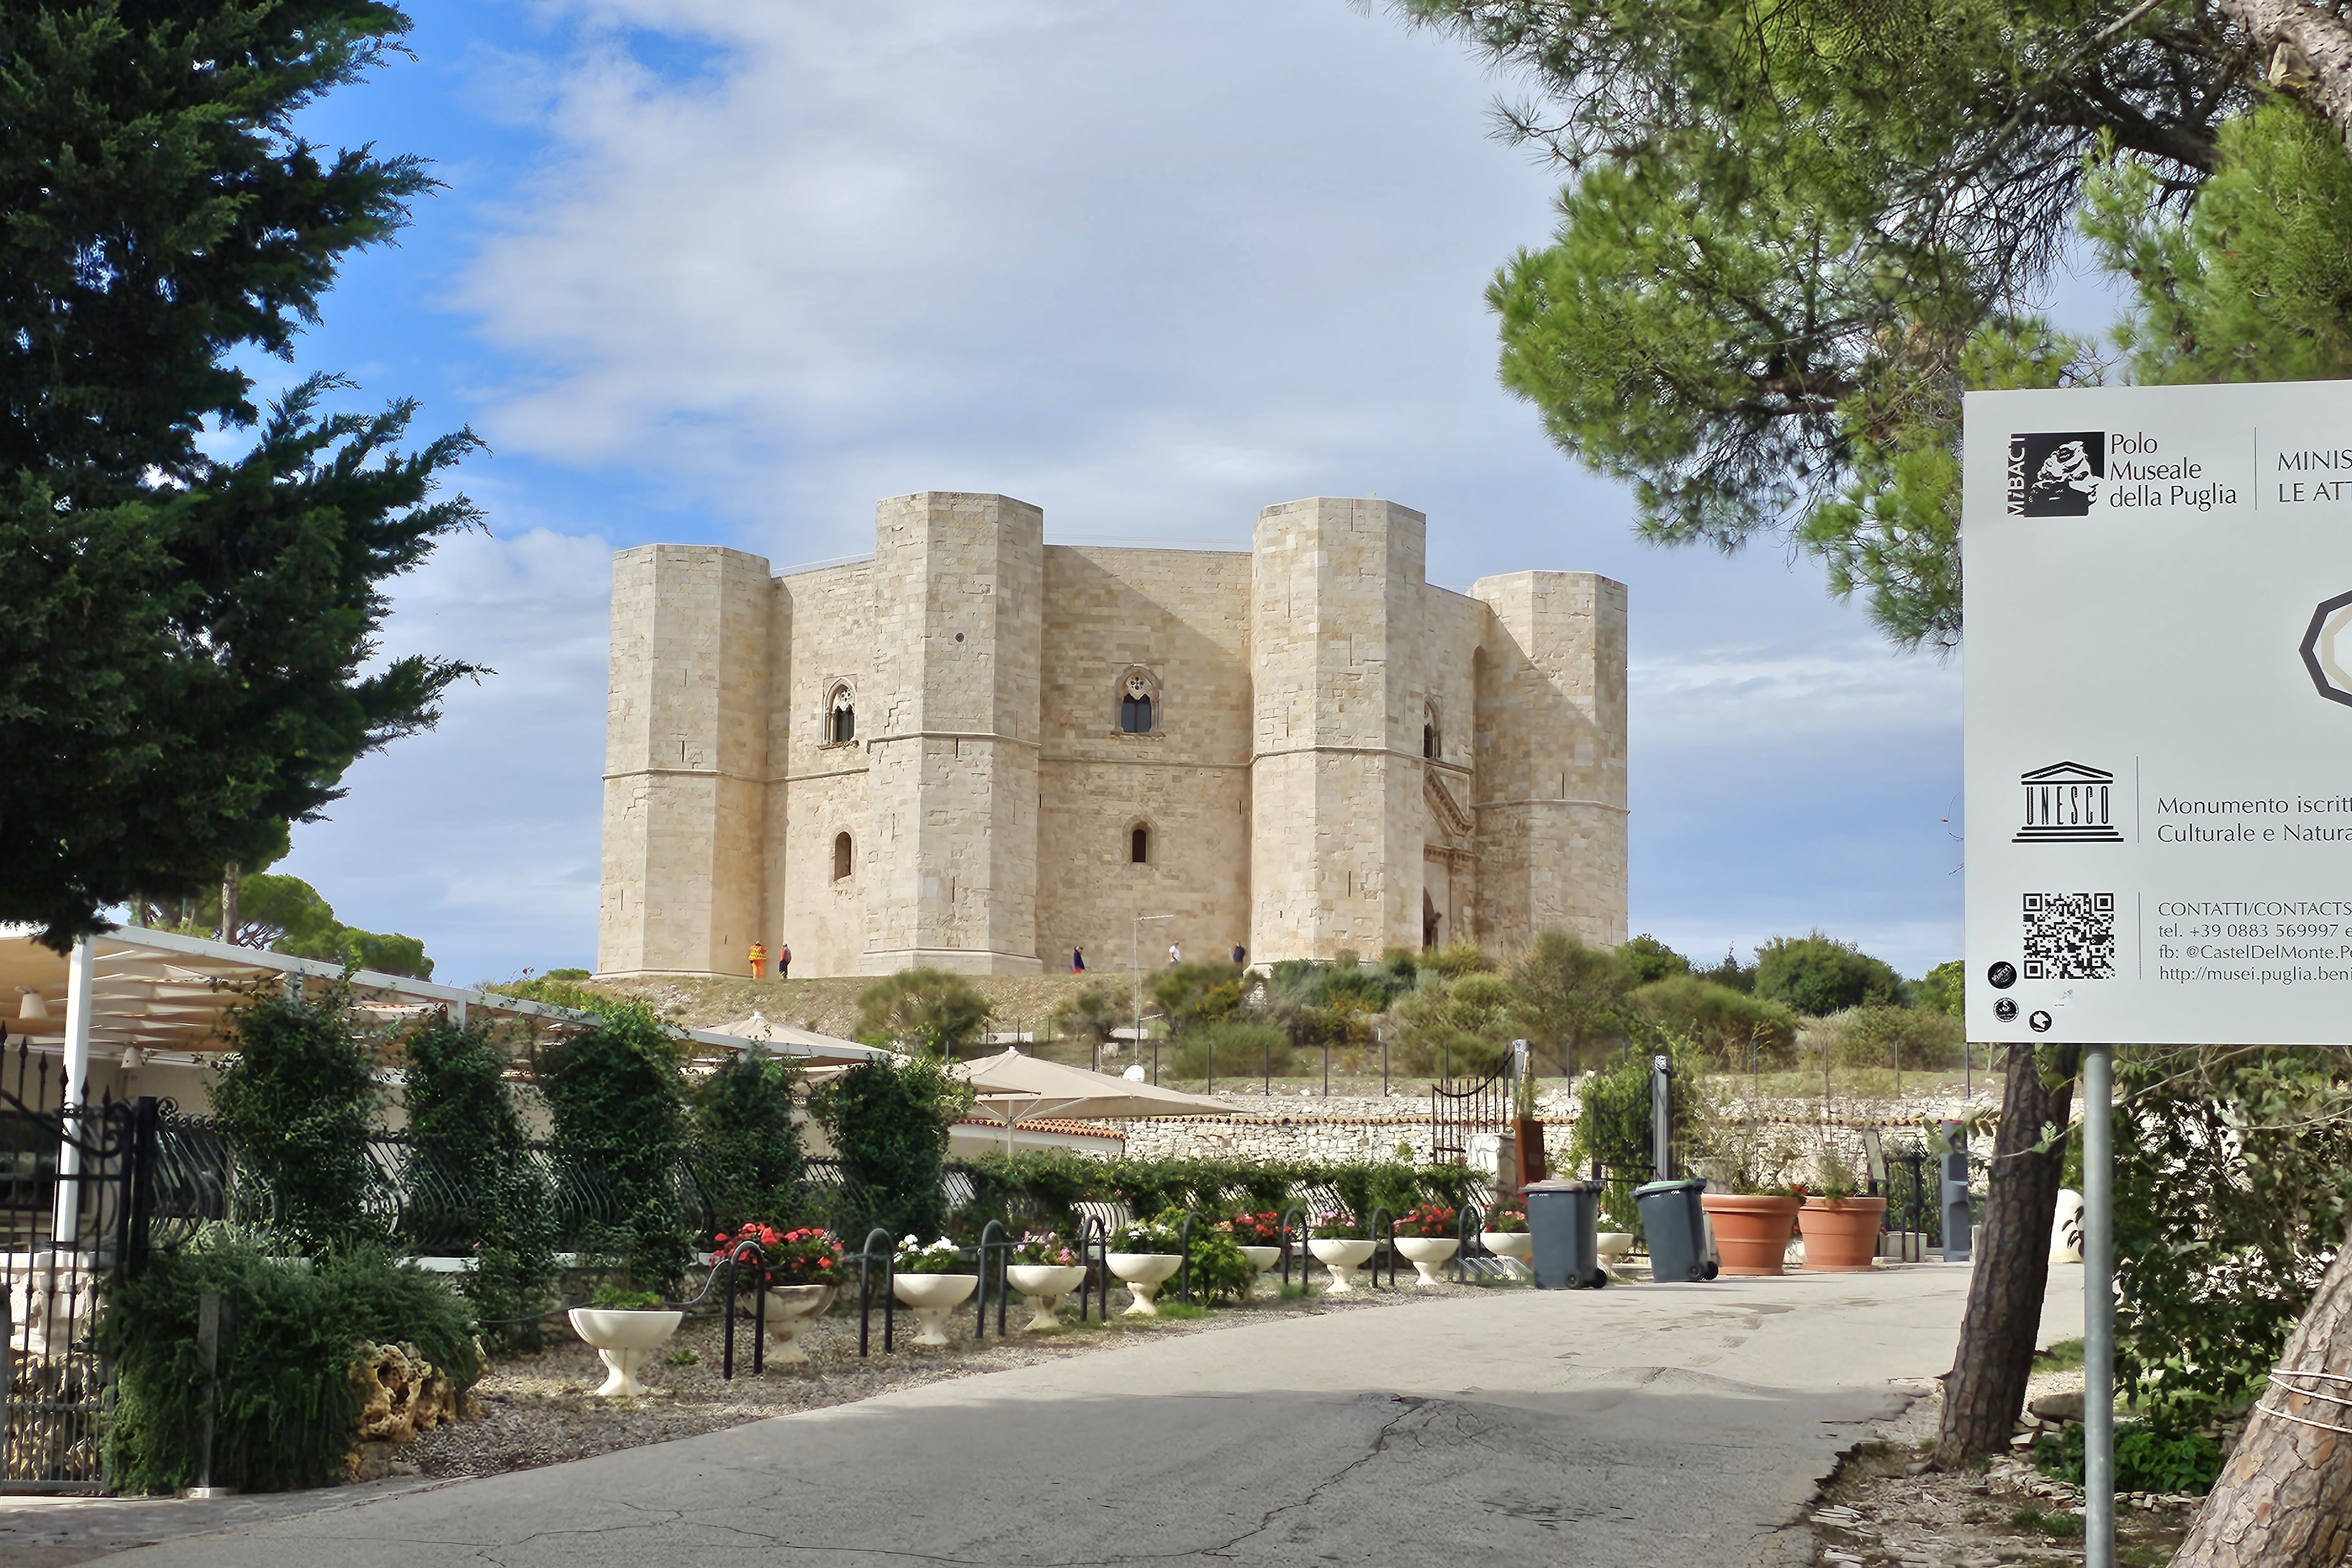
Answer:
1430;1060;1511;1166
3;1030;153;1493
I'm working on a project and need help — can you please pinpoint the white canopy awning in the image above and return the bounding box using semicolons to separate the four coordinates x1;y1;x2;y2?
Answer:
0;927;885;1064
953;1046;1254;1152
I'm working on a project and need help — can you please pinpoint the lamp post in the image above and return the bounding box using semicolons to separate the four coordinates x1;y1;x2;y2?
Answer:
1133;913;1172;1085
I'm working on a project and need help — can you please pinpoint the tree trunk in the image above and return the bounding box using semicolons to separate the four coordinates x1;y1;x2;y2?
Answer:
218;864;239;945
2215;0;2352;153
2172;1237;2352;1567
1935;1042;2080;1466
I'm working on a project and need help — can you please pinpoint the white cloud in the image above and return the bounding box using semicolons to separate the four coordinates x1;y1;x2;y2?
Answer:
453;1;1564;554
278;525;612;985
1634;637;1961;748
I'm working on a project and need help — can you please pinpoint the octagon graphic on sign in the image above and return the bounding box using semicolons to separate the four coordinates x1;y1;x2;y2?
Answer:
2300;589;2352;709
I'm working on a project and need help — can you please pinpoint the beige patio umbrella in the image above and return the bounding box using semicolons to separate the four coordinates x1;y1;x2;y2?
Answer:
955;1047;1255;1151
705;1010;877;1068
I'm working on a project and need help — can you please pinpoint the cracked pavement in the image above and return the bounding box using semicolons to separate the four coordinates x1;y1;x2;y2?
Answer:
13;1263;2082;1568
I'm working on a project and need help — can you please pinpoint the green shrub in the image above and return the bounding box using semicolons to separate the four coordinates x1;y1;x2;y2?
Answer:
810;1053;971;1241
1916;958;1963;1018
853;969;995;1055
1322;1161;1422;1227
1169;1019;1294;1079
2111;1047;2352;1434
1809;1003;1964;1072
536;1000;693;1289
2032;1420;2223;1495
1169;1210;1257;1304
1390;972;1515;1077
101;1231;480;1494
964;1148;1103;1235
1616;934;1690;986
1630;975;1799;1068
1420;940;1489;979
402;1012;554;1351
1569;1031;1712;1230
1154;962;1250;1036
1753;932;1909;1015
1511;929;1631;1072
209;985;378;1254
691;1044;805;1231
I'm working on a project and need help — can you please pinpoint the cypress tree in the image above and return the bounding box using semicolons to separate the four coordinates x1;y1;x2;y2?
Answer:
0;3;481;944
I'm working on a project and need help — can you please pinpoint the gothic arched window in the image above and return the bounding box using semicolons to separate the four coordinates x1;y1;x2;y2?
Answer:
1422;701;1441;760
1117;668;1159;735
1130;823;1151;864
826;683;856;746
833;832;854;881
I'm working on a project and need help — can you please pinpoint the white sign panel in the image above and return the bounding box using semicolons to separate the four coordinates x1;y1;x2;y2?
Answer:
1965;380;2352;1044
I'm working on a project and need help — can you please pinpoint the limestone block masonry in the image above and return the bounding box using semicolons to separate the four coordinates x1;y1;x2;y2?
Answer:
598;493;1628;978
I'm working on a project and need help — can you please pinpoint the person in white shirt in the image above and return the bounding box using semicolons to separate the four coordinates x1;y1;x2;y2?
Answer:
1167;941;1180;967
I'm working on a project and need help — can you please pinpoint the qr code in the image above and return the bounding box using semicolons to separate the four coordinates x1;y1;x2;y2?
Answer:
2022;892;2116;979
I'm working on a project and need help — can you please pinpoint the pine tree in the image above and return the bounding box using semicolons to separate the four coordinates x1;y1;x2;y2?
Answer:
0;3;481;945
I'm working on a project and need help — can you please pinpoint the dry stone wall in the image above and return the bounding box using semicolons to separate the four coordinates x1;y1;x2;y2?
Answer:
1116;1083;1999;1184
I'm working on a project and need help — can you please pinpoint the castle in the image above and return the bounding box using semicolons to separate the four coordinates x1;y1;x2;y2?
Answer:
597;493;1627;978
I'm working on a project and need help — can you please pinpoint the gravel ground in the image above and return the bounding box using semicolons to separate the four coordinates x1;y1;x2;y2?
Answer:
1807;1354;2197;1568
410;1272;1492;1480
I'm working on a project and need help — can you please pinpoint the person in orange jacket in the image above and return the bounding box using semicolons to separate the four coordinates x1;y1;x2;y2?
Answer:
778;942;791;980
748;941;766;979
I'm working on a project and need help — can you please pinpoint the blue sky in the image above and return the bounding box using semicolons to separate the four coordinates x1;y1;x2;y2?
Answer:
262;0;1999;986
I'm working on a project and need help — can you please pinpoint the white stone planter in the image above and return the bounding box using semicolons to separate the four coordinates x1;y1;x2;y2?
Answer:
567;1307;683;1398
761;1284;836;1363
1308;1236;1376;1292
1105;1252;1184;1315
1480;1231;1533;1264
1596;1231;1634;1267
1237;1243;1283;1297
1394;1235;1460;1287
892;1271;978;1345
1004;1264;1088;1331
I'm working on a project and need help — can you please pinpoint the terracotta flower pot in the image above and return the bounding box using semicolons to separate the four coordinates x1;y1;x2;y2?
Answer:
1797;1197;1889;1272
1700;1193;1803;1277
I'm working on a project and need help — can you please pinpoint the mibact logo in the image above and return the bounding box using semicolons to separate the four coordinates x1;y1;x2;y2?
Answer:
2007;431;2103;516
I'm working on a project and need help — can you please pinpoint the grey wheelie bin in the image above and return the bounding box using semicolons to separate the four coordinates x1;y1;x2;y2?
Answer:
1636;1177;1716;1283
1523;1178;1605;1289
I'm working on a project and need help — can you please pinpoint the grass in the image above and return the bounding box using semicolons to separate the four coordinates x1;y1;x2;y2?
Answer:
1151;1302;1210;1320
2011;1505;2085;1538
664;1348;700;1366
2038;1338;2087;1369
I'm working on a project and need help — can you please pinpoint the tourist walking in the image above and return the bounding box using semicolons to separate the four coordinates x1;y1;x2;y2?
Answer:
1231;943;1247;967
1072;948;1085;973
1168;941;1180;967
748;941;766;980
778;942;791;980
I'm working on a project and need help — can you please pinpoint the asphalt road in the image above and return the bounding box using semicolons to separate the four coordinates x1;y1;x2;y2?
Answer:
27;1263;2084;1568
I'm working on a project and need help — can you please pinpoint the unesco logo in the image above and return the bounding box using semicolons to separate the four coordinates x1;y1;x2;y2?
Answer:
2008;431;2104;516
2014;761;2123;844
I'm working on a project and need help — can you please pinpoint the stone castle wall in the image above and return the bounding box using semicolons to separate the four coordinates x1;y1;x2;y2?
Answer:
599;491;1630;979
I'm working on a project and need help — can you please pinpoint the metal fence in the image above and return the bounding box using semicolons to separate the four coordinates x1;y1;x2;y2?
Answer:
3;1036;154;1493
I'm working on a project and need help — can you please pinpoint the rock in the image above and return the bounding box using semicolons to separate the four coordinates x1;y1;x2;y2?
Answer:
2028;1390;2085;1424
345;1341;468;1479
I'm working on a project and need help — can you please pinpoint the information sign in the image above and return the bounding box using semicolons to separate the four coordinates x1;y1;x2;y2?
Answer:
1965;380;2352;1044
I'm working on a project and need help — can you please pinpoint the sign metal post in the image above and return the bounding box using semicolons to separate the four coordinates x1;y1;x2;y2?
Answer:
2082;1044;2115;1568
